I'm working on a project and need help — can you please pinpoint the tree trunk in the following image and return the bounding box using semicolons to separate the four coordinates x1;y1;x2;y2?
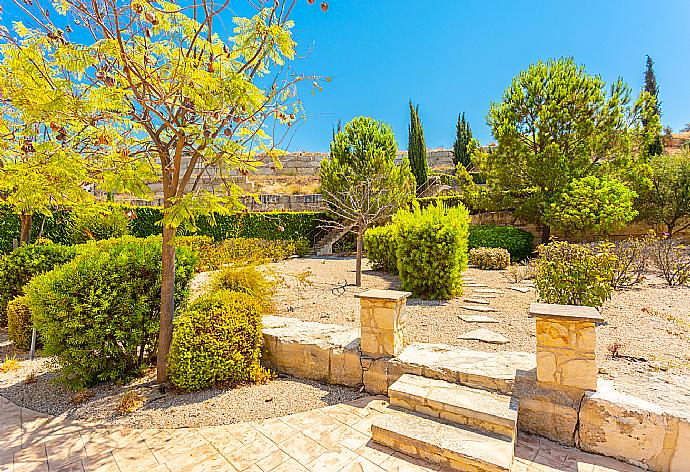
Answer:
355;227;364;287
19;213;33;246
541;224;551;245
156;221;177;385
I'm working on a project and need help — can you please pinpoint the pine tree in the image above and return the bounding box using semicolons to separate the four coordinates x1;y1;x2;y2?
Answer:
408;100;429;189
644;55;663;156
453;112;473;169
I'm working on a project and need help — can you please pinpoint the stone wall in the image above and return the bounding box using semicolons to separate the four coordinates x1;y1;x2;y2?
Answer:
260;295;690;471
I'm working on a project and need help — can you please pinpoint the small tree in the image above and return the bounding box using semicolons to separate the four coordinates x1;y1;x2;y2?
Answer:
10;0;322;383
544;176;638;239
643;55;663;156
681;123;690;133
638;152;690;235
453;112;473;169
408;100;428;190
320;117;414;286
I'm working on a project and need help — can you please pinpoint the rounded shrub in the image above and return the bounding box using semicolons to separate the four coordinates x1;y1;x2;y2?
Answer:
535;241;617;307
7;296;34;351
363;225;398;273
468;225;534;262
67;207;131;244
469;247;511;270
0;242;77;327
212;265;273;310
393;201;470;300
25;236;196;389
168;290;263;392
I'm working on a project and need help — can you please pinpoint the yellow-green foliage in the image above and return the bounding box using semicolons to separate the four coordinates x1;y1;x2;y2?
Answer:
469;247;511;270
212;265;273;310
168;290;263;392
363;225;398;273
393;201;470;300
535;241;617;307
7;296;33;351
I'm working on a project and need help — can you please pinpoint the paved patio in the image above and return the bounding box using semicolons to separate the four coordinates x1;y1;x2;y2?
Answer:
0;395;642;472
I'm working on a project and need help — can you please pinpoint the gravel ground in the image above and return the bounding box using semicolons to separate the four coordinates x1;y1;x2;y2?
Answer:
0;330;364;429
268;256;690;411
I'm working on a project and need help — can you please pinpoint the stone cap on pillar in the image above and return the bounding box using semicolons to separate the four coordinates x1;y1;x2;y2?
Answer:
355;289;412;301
528;303;604;323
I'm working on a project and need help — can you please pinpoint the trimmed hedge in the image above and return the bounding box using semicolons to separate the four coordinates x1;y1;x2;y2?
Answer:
468;225;534;262
168;290;263;392
0;203;328;254
26;236;196;388
394;202;470;300
363;225;398;273
0;242;78;327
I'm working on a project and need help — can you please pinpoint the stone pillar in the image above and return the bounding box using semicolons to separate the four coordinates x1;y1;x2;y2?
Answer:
529;303;603;392
356;289;411;359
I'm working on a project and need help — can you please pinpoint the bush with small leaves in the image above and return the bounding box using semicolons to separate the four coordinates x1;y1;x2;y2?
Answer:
7;296;34;351
468;225;534;262
168;290;263;392
469;247;510;270
604;237;652;289
26;236;196;389
67;207;131;244
0;242;77;327
535;241;617;307
363;225;398;273
393;201;470;300
503;262;535;284
212;265;273;310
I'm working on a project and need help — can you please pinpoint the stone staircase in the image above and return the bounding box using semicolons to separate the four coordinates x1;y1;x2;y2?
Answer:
371;374;517;471
312;225;354;256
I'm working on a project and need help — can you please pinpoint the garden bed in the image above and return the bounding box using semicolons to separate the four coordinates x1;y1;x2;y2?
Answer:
269;256;690;413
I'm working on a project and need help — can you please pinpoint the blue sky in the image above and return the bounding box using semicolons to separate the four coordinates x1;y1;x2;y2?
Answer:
3;1;689;152
284;0;690;152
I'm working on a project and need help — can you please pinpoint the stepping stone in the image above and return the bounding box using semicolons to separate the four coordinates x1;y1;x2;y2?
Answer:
464;283;488;288
459;315;499;323
474;293;498;299
461;305;497;313
458;328;509;344
508;286;531;293
474;289;503;294
463;298;490;305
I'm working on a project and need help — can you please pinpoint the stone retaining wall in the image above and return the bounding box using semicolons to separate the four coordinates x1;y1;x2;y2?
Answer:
259;295;690;472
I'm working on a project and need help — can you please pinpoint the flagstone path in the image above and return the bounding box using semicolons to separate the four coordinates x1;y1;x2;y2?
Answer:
0;395;641;472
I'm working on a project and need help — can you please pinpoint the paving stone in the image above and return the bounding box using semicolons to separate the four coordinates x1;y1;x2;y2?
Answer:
508;286;531;293
460;305;497;313
463;298;490;305
463;283;488;288
389;374;517;440
459;315;499;323
474;289;504;294
458;328;510;345
474;293;498;299
371;408;513;471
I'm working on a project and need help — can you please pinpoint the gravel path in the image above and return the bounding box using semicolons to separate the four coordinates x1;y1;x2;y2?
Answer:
269;256;690;410
0;330;364;429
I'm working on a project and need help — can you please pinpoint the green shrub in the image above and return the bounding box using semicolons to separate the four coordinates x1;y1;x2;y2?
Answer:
468;225;534;262
0;243;77;327
67;207;131;244
198;238;308;271
416;195;465;210
393;201;470;300
469;247;511;270
25;236;196;388
7;296;33;351
168;290;263;392
535;241;616;307
364;225;398;273
212;265;273;309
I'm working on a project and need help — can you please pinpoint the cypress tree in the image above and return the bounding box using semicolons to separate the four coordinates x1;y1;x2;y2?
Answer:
453;112;473;169
644;55;663;156
408;100;429;189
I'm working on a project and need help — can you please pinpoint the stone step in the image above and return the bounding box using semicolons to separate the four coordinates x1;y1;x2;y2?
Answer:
371;408;513;472
463;298;491;305
388;374;517;440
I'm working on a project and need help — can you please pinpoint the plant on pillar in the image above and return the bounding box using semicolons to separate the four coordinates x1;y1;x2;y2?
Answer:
320;117;414;286
9;0;322;384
